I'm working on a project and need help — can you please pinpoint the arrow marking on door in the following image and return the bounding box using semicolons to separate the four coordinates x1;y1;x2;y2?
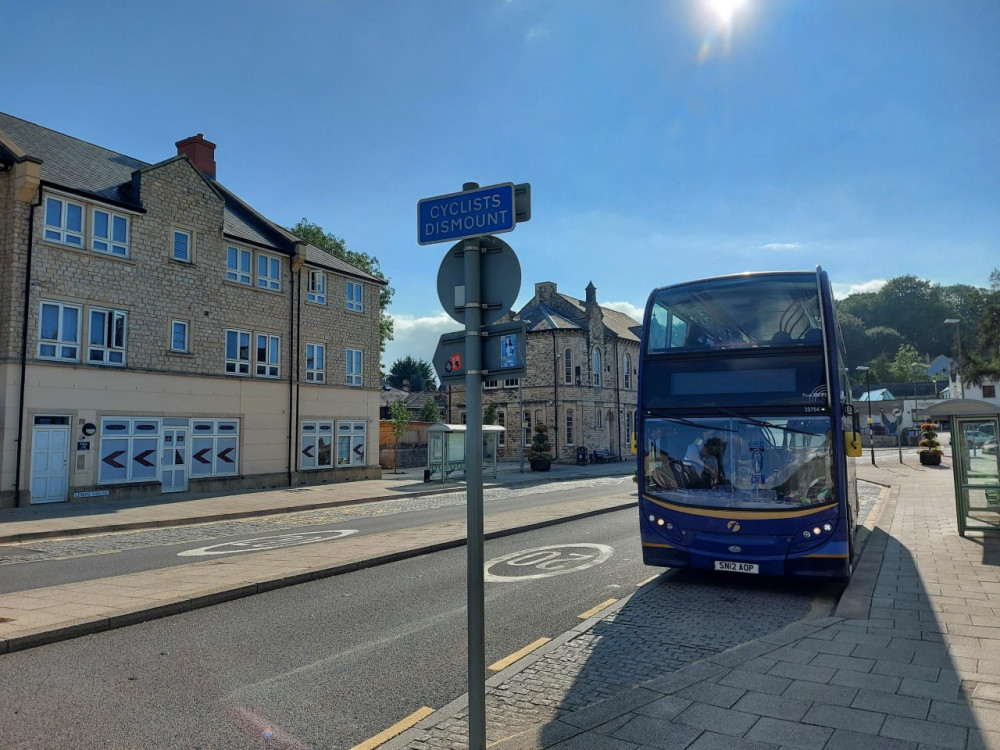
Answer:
102;450;126;469
134;449;156;467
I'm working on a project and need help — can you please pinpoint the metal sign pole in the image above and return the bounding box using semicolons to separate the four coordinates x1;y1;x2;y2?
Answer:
463;186;487;750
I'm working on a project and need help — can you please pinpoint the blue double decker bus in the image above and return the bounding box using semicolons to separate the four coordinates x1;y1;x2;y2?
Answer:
637;269;862;581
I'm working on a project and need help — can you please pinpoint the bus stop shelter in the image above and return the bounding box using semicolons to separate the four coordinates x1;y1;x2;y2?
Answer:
426;424;505;483
925;399;1000;536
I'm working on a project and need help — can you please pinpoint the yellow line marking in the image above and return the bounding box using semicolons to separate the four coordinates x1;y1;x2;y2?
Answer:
350;706;435;750
488;637;551;672
636;574;660;587
578;598;618;620
643;494;831;519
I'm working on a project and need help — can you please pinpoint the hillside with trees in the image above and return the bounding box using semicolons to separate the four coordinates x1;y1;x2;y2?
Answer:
837;270;1000;385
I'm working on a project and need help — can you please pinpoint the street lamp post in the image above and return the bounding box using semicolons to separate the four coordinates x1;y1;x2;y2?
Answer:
944;318;962;398
856;366;875;466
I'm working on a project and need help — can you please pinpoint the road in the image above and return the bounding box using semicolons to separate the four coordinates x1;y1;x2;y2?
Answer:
0;507;849;750
0;477;632;594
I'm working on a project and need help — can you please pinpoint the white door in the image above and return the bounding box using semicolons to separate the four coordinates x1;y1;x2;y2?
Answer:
30;426;70;504
161;428;189;493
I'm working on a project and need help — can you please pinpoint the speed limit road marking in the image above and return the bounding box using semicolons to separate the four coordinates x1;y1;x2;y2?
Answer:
178;529;358;556
484;543;613;582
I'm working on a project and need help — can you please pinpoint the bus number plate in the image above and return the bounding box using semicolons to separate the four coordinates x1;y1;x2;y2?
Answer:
715;561;759;574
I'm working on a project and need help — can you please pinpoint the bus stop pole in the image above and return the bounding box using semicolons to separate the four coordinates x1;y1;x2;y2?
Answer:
464;228;486;750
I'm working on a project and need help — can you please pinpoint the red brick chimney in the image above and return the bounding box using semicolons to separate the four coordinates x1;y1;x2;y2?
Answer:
175;134;216;180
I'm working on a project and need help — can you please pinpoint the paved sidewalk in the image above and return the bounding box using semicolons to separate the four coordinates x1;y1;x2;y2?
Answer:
0;460;635;654
387;454;1000;750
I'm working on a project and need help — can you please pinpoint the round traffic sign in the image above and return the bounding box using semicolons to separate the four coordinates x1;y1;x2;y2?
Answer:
436;235;521;326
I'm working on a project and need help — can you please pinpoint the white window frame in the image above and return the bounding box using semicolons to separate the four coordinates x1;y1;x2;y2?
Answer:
225;328;251;375
306;342;326;383
484;379;499;389
227;246;252;285
257;253;282;291
624;354;632;390
503;378;520;388
170;320;190;353
98;418;160;484
172;229;192;263
256;333;281;378
523;411;531;448
566;408;574;446
91;207;130;257
300;420;334;470
346;348;363;386
190;419;240;477
308;270;326;304
43;196;84;247
564;349;573;384
337;420;367;467
38;300;81;361
87;307;127;365
593;348;602;387
346;281;363;312
497;411;506;446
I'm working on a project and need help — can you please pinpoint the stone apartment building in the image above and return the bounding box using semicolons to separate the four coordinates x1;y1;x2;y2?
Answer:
0;112;385;508
444;281;641;463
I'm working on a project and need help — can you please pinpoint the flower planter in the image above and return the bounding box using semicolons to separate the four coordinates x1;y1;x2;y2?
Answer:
530;458;551;472
919;452;942;466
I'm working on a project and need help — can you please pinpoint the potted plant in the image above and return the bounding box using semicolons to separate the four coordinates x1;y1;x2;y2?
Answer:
918;421;943;466
527;423;553;471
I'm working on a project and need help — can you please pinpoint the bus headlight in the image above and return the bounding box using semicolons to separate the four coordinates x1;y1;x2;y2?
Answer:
791;519;837;551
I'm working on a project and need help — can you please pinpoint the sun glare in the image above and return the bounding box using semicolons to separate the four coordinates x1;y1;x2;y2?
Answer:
707;0;744;24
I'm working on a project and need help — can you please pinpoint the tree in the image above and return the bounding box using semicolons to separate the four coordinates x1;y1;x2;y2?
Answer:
887;343;924;383
289;219;395;357
387;356;437;391
418;398;443;423
963;267;1000;385
388;400;410;474
483;403;497;425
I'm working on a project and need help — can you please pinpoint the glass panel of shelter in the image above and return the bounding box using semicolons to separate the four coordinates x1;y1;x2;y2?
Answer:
955;417;1000;534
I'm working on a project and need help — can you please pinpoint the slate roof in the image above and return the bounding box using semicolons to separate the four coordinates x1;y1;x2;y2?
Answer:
0;112;146;207
0;111;384;285
516;292;641;341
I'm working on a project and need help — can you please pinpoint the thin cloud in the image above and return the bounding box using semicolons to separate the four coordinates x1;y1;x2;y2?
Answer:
382;311;457;372
604;300;644;322
831;279;887;299
760;242;802;251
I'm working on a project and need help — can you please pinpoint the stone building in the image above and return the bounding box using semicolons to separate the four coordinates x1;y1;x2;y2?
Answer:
444;281;641;463
0;112;385;508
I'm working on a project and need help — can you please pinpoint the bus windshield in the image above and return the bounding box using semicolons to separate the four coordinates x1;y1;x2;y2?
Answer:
645;274;822;353
641;415;836;511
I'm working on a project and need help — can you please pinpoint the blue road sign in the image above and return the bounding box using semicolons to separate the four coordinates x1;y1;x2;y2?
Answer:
418;183;516;245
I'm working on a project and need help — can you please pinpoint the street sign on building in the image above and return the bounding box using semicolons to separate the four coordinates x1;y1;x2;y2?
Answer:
437;235;521;326
418;183;516;246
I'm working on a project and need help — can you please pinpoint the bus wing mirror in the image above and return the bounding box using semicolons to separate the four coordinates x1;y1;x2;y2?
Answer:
845;431;862;458
842;403;862;457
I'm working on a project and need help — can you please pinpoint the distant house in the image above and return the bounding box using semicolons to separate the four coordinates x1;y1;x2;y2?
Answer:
445;281;641;462
0;112;386;507
379;382;446;420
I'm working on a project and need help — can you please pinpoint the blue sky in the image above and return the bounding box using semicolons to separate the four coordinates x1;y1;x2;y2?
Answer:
3;0;998;372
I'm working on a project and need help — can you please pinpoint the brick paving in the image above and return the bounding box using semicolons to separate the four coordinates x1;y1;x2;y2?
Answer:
385;453;1000;750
